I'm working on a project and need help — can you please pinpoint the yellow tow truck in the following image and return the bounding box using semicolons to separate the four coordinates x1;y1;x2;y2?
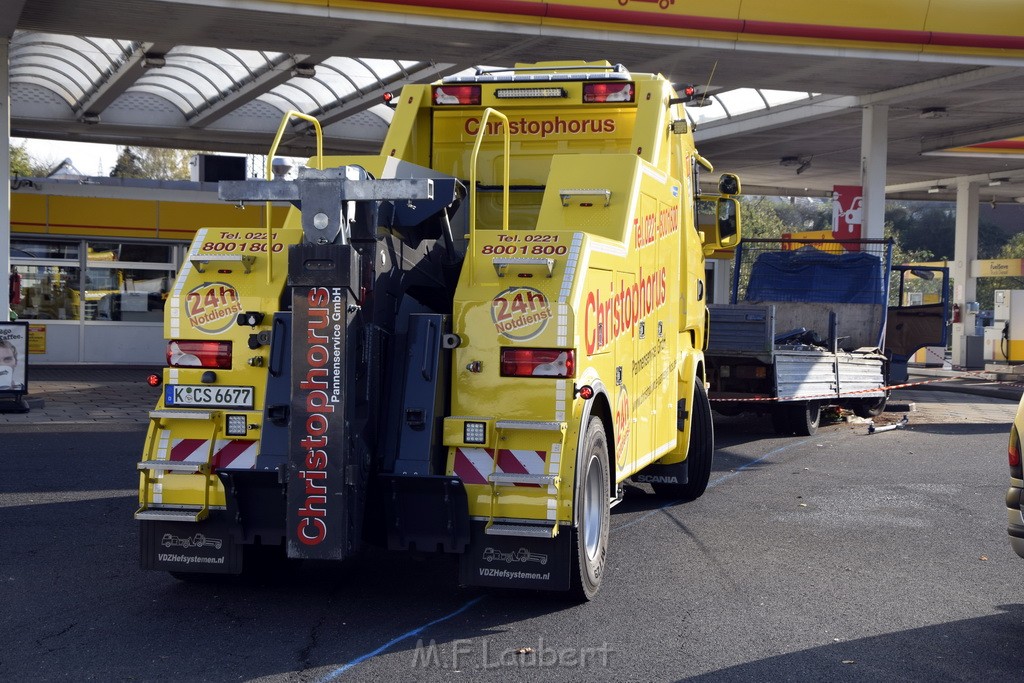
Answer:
136;60;740;599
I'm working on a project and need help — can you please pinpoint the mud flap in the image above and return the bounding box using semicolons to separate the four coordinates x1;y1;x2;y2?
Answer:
459;521;571;591
380;474;470;553
140;515;242;574
632;458;689;487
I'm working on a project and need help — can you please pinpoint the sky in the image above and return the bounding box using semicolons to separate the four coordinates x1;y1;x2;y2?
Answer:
14;137;120;177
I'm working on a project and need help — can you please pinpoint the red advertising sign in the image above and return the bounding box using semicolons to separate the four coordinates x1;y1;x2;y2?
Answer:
832;185;863;247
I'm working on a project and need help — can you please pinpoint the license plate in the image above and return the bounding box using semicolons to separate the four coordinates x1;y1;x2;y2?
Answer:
165;385;254;409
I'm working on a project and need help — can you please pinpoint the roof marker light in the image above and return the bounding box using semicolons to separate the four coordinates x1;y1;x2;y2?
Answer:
495;87;566;99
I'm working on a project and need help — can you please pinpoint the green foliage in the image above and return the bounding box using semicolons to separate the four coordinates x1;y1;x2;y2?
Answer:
738;196;791;239
109;147;145;178
885;201;1009;261
10;142;51;177
771;198;832;233
110;146;194;180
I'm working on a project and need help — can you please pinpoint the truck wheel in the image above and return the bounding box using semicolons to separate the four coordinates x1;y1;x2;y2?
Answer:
793;401;820;436
852;392;889;418
772;402;820;436
652;381;714;501
570;416;611;601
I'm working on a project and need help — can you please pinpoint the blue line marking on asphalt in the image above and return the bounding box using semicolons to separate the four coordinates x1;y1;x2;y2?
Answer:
318;438;814;676
611;437;815;533
317;596;485;681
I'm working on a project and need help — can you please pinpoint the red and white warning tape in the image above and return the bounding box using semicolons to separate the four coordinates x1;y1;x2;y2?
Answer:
709;367;1005;403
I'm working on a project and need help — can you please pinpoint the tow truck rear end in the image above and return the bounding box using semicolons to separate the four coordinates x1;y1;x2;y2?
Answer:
136;61;741;599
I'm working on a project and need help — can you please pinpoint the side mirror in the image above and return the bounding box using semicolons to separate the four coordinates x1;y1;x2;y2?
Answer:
718;173;740;196
703;197;741;256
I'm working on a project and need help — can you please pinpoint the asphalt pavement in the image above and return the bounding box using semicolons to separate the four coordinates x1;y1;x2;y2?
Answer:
0;363;1021;428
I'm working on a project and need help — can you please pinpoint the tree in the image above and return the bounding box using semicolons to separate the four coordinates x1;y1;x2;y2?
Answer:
10;142;51;177
739;196;789;239
109;147;145;178
110;146;194;180
884;200;1010;262
772;197;832;232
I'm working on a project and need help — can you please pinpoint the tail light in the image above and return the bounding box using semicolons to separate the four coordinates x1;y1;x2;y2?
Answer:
583;82;634;103
433;85;481;105
500;348;575;378
1011;423;1022;479
167;340;232;369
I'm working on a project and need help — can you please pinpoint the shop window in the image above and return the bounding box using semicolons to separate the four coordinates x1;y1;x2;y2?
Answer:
12;240;79;260
10;264;78;320
88;241;173;264
89;266;174;322
11;238;182;322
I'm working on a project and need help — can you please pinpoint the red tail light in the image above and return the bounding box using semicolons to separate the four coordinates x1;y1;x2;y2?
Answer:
1011;423;1022;478
146;373;162;387
583;82;634;103
433;85;481;105
500;348;575;378
167;340;232;369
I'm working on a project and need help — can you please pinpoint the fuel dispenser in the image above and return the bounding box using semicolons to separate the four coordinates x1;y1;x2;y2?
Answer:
985;290;1024;363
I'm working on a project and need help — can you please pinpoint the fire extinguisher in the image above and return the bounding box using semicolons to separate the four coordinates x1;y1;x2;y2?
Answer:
951;303;961;324
8;268;20;306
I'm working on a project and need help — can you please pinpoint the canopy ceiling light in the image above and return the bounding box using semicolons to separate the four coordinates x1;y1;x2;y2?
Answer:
927;185;946;194
988;177;1011;186
142;53;166;68
780;156;812;174
291;64;316;78
920;107;948;119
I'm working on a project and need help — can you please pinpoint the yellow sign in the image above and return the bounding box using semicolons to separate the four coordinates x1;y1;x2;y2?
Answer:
971;259;1024;277
780;230;844;253
28;325;46;354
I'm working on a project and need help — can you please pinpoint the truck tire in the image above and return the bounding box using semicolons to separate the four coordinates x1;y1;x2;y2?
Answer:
570;416;611;601
652;381;714;501
772;401;820;436
852;392;889;418
792;401;820;436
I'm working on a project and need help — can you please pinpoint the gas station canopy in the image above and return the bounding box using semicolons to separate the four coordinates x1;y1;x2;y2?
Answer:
8;0;1024;202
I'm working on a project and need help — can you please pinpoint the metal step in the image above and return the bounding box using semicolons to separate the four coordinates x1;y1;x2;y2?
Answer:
492;257;555;278
489;472;559;487
485;522;556;538
495;419;564;431
191;253;255;274
134;508;207;522
150;409;214;421
138;460;208;473
559;188;611;207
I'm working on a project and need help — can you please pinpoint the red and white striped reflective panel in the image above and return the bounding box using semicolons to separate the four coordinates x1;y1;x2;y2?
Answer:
169;439;257;470
453;447;547;486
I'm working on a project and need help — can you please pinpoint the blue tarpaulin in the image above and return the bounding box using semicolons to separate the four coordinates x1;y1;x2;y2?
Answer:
745;247;885;305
